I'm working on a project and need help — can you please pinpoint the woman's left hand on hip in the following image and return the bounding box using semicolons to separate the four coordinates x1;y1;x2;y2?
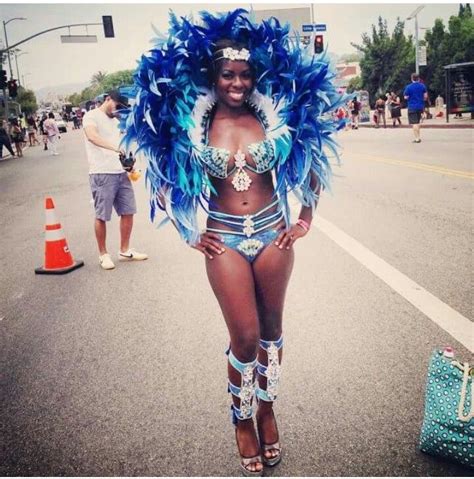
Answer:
275;224;308;250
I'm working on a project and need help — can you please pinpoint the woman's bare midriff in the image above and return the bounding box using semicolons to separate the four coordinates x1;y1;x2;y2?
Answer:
206;167;284;233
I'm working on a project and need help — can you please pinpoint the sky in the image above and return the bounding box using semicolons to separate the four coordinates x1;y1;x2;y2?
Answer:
0;1;461;93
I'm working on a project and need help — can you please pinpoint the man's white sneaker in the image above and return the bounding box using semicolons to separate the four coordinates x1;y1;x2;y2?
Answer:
118;248;148;261
99;253;115;270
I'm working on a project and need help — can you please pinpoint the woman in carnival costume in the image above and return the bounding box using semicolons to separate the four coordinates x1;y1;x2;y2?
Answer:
121;9;344;476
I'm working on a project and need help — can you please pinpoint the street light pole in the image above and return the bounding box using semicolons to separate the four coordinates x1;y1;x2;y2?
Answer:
407;6;425;75
14;51;28;86
3;18;27;79
22;72;30;89
415;14;419;74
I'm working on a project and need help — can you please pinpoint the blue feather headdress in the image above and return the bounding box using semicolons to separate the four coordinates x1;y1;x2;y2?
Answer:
120;9;346;245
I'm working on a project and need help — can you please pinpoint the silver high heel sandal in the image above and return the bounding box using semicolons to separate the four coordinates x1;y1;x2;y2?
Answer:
256;336;283;467
226;347;263;477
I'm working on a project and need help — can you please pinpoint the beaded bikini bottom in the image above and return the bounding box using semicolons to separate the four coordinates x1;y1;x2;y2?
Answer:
206;199;283;263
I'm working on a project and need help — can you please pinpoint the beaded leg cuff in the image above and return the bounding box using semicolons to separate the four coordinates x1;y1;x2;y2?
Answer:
256;336;283;402
226;348;257;423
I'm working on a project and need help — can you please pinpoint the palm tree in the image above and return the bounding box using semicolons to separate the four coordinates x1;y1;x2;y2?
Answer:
91;71;108;87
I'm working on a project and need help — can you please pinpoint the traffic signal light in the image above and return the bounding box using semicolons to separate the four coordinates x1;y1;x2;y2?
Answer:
0;70;7;89
314;34;324;54
102;16;115;38
7;79;18;98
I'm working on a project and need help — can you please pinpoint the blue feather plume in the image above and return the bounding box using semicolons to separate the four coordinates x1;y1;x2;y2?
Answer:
120;9;346;244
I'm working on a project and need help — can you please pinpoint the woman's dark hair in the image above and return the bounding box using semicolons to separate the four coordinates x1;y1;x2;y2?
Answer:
48;112;54;119
208;38;254;86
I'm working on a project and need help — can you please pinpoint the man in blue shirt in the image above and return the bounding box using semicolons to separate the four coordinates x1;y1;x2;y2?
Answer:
404;73;428;143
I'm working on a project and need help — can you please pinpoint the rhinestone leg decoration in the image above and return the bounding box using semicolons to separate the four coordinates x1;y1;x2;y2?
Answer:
226;347;257;424
256;336;284;467
256;336;283;402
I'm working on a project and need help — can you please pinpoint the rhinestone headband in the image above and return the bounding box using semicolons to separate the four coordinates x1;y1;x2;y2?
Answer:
213;47;251;62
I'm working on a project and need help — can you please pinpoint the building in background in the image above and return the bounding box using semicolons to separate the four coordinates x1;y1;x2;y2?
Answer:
335;61;361;92
252;7;311;41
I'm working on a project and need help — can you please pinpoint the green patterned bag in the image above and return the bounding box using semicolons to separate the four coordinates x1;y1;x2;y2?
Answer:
419;349;473;468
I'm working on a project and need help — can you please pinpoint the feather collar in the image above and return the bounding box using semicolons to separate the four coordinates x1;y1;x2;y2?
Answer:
188;88;291;152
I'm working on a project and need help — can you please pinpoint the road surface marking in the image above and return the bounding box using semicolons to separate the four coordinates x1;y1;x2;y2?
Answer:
350;153;474;179
315;216;473;352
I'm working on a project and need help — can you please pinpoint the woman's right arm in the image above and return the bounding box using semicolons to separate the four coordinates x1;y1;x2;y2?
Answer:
157;188;224;259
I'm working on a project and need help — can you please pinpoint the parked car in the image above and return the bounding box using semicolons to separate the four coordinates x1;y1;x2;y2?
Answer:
56;116;67;133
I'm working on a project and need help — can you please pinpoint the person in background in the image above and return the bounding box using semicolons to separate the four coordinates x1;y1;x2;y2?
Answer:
435;94;444;117
72;111;79;130
336;104;350;131
27;115;40;146
39;114;49;150
404;73;428;143
18;113;27;142
385;92;391;119
0;120;16;158
76;109;83;128
389;92;402;127
349;96;361;129
10;118;24;157
82;90;148;270
43;112;60;155
374;96;386;128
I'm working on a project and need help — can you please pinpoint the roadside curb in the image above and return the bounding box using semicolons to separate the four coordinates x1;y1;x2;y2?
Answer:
357;123;473;129
0;144;31;162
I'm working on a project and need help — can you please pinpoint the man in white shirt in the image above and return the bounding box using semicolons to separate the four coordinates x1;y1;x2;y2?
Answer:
83;90;147;270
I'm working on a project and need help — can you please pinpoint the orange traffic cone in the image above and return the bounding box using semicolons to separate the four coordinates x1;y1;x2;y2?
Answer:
35;197;84;275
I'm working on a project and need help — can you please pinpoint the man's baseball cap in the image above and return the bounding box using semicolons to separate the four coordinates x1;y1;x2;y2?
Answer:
107;90;129;108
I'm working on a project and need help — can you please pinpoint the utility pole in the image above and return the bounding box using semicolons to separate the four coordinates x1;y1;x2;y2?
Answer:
0;18;114;122
407;6;425;75
3;18;27;79
14;50;28;87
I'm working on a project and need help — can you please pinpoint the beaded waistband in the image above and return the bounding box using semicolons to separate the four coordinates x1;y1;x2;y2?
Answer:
207;199;283;237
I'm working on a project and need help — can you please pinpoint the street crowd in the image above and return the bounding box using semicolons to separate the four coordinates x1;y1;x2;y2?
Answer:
335;89;445;131
0;109;83;160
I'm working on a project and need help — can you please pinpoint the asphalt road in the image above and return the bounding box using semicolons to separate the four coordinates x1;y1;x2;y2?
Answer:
0;125;472;476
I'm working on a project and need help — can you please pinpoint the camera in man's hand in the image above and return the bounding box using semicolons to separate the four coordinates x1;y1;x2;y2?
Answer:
119;151;136;172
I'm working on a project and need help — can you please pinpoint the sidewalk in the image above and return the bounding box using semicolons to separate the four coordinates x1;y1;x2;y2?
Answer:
359;109;474;129
0;144;29;161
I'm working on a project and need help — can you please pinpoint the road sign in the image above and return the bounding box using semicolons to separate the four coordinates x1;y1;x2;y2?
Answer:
302;24;314;32
60;35;98;43
418;45;427;66
314;24;327;32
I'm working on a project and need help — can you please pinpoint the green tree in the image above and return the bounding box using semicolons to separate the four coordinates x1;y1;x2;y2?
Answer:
91;70;108;87
100;69;134;92
352;17;415;104
346;76;363;93
17;86;38;114
423;5;474;98
66;69;135;105
66;92;82;106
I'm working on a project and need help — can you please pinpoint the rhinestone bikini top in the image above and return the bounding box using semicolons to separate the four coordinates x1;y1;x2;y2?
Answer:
202;139;275;179
199;101;277;191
